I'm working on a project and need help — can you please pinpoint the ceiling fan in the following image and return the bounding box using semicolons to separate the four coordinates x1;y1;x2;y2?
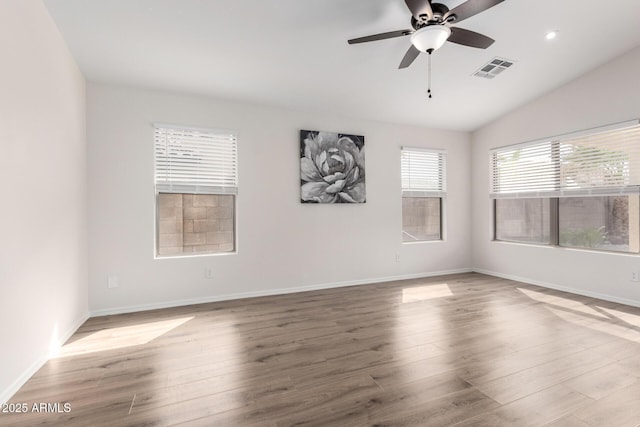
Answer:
348;0;505;69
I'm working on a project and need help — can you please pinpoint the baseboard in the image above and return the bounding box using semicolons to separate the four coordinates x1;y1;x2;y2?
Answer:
473;268;640;309
0;312;89;405
90;268;473;317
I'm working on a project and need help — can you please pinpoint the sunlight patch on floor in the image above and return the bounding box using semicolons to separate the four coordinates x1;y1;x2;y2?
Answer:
545;306;640;343
55;317;194;358
597;306;640;328
517;287;609;319
402;284;452;303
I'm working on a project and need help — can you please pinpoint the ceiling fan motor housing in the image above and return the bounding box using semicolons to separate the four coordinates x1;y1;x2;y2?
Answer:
412;2;451;29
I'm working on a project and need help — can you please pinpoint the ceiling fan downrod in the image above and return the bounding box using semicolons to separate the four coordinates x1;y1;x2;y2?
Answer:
427;48;433;99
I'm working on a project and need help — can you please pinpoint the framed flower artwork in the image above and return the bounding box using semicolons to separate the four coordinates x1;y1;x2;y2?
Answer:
300;130;366;203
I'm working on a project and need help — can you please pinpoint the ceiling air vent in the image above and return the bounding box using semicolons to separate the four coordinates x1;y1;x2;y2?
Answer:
473;57;515;79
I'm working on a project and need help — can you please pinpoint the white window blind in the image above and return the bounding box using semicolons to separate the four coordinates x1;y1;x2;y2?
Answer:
401;148;446;197
490;120;640;198
154;125;237;194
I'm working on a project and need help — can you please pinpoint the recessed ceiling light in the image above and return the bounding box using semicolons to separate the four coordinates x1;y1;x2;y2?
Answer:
545;31;558;41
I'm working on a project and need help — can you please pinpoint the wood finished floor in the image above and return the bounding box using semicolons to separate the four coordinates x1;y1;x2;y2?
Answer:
3;273;640;426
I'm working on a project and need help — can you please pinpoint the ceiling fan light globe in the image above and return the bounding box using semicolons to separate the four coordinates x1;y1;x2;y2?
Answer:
410;26;451;52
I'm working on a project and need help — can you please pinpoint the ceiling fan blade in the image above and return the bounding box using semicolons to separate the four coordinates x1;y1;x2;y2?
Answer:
399;45;420;69
444;0;504;23
348;29;412;45
448;27;495;49
404;0;433;20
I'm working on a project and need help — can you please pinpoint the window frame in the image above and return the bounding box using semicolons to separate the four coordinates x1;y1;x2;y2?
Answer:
401;147;447;243
492;197;556;246
490;120;640;254
153;124;238;258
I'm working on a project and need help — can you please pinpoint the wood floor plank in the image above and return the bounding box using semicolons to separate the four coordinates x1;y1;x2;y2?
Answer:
561;363;640;400
469;350;615;404
456;339;586;385
3;272;640;426
187;372;383;427
544;414;594;427
619;353;640;372
452;384;593;427
369;388;500;426
571;381;640;427
590;338;640;361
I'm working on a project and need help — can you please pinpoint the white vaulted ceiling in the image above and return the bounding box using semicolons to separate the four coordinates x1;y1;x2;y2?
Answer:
43;0;640;131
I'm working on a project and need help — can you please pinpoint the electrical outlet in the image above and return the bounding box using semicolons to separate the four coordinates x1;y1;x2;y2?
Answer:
204;267;214;279
107;275;119;289
631;271;640;282
395;253;401;263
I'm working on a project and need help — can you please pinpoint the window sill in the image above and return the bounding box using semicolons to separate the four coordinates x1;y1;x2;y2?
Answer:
491;239;638;256
402;239;445;245
155;251;237;260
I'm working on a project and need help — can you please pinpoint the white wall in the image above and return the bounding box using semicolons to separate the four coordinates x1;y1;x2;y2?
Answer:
0;0;87;403
471;46;640;306
87;83;471;314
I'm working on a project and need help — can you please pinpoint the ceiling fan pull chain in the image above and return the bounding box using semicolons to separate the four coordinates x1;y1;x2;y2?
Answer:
427;50;433;99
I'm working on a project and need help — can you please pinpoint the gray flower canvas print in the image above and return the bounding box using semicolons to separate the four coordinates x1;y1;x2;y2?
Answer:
300;130;366;203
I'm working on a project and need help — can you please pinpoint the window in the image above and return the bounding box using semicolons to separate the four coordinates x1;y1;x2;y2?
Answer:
495;198;551;244
559;196;636;252
491;120;640;253
154;125;237;257
401;148;446;242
